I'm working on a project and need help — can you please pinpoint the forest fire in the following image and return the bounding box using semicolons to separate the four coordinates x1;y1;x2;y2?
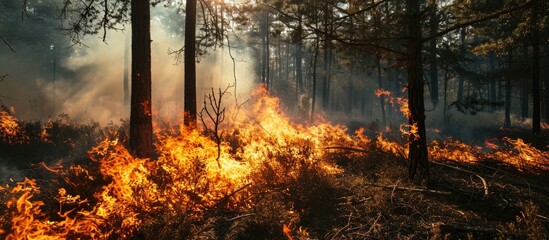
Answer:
0;107;20;143
1;88;548;238
0;88;353;238
2;87;549;238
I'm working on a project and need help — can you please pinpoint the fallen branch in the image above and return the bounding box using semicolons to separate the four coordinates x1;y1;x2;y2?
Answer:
432;161;489;198
364;182;451;195
325;146;368;153
215;182;252;207
226;213;255;222
0;35;16;53
537;214;549;222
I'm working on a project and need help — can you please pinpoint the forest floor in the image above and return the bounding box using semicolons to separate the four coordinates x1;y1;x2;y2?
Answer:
0;112;548;239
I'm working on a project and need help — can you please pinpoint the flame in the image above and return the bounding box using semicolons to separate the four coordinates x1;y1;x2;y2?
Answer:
2;86;352;238
0;107;22;143
374;89;391;97
490;137;549;172
429;138;479;163
1;86;548;238
374;89;410;118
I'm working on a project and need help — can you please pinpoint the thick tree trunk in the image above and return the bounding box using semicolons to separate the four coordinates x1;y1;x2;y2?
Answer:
406;0;429;181
531;0;541;133
130;0;153;158
184;0;197;126
505;49;513;128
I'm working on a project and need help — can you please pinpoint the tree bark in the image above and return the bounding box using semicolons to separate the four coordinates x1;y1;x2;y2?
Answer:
376;56;387;126
544;45;549;123
123;31;130;106
531;0;541;133
321;3;331;110
457;28;466;101
489;52;497;112
310;37;319;123
184;0;197;126
521;46;529;119
130;0;153;158
406;0;429;181
504;49;513;128
296;15;303;94
428;3;438;105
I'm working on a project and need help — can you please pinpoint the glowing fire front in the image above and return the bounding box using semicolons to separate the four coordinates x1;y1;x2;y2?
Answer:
0;87;548;239
0;87;353;239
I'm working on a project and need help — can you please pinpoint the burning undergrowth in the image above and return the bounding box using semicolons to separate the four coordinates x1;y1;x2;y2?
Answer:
0;86;548;239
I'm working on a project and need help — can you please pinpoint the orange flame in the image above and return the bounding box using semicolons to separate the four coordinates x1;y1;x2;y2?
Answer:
0;107;22;143
2;86;548;238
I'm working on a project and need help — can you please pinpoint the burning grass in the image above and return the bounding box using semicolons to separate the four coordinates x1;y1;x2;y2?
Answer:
1;88;548;239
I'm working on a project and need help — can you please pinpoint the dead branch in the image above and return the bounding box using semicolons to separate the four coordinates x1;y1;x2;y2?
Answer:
364;183;452;195
536;214;549;222
214;182;252;208
432;161;489;198
199;85;232;168
0;35;16;53
226;213;255;222
325;146;368;153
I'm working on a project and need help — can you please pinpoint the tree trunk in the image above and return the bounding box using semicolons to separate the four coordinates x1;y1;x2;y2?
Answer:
406;0;429;181
504;49;513;128
123;31;130;106
262;10;270;89
521;46;529;119
545;45;549;123
346;67;353;120
184;0;197;126
428;3;438;105
322;3;331;110
322;44;330;110
489;52;496;112
443;64;449;126
310;37;319;123
531;0;541;133
376;56;387;126
457;28;466;101
296;18;303;93
130;0;153;159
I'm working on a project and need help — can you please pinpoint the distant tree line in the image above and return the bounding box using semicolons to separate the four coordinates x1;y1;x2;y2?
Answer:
1;0;547;183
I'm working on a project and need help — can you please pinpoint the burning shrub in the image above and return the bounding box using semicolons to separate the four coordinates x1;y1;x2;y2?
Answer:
0;106;24;144
1;86;548;239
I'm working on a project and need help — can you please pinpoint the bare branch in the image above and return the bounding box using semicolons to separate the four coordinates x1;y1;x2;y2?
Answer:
423;1;533;43
0;35;16;53
198;84;233;168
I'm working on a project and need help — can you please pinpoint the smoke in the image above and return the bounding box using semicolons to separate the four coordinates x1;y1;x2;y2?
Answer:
0;8;255;125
